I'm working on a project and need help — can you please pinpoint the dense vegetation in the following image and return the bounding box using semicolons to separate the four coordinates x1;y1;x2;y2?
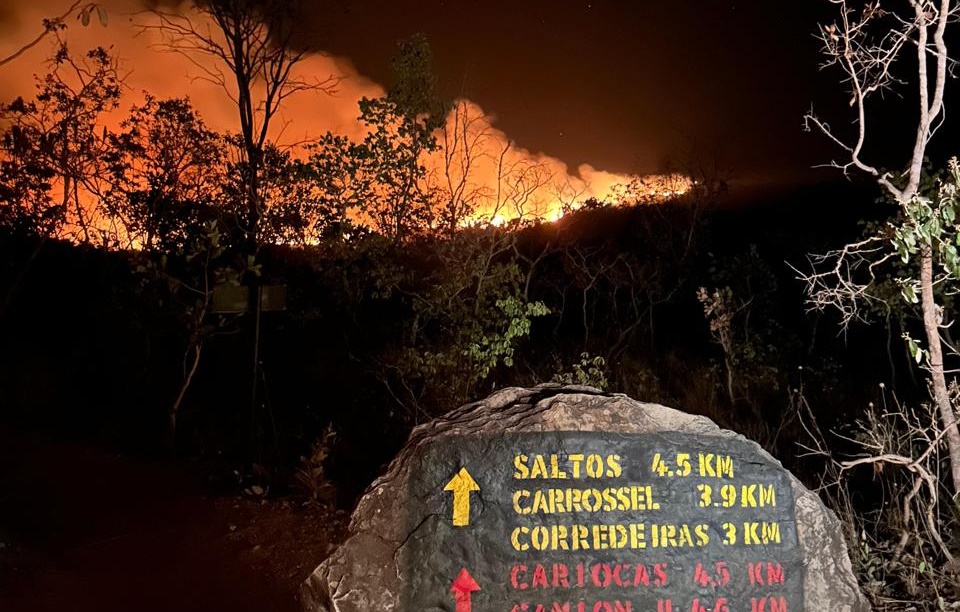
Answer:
0;178;891;491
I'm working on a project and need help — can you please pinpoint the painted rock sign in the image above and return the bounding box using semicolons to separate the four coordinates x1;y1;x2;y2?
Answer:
406;431;800;612
302;386;868;612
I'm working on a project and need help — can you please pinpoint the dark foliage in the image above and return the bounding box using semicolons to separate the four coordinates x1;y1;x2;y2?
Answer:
0;180;914;505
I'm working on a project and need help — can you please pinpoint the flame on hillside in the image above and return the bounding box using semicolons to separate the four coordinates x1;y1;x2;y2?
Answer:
0;1;690;243
432;101;691;228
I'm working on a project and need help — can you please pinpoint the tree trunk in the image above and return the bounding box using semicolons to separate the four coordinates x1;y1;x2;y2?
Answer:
169;342;203;445
919;246;960;495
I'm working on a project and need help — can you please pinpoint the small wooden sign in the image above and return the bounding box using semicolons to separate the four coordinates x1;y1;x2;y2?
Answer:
211;284;287;313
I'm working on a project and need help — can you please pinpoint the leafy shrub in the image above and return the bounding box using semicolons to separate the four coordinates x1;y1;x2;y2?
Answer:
295;424;337;504
552;352;609;390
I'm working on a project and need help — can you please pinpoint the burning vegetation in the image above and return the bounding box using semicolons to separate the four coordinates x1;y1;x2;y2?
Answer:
0;2;692;249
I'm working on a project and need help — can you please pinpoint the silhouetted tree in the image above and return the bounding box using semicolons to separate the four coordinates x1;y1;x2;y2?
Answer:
145;1;337;462
354;34;446;241
0;43;121;243
104;95;226;251
146;0;337;255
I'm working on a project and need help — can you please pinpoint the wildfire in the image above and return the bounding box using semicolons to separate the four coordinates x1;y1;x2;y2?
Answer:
434;100;693;228
0;1;692;242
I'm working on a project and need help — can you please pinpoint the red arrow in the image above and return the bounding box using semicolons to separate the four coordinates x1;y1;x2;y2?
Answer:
450;567;480;612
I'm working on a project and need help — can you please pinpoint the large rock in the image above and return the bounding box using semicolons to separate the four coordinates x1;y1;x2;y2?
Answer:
302;385;869;612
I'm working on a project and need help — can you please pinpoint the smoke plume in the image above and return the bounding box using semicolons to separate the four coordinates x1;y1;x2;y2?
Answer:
0;1;682;229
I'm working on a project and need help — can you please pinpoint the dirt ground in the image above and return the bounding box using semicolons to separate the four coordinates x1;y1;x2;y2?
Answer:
0;427;348;612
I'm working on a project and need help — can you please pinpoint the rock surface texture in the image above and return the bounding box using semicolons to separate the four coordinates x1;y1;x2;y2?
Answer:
301;385;870;612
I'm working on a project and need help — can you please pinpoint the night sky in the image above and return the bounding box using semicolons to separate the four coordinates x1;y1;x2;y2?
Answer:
306;0;841;185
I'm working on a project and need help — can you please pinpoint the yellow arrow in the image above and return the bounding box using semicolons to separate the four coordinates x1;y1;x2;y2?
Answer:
444;467;480;527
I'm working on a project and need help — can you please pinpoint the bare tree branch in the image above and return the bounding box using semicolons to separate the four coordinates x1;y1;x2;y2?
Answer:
140;1;339;250
0;1;96;68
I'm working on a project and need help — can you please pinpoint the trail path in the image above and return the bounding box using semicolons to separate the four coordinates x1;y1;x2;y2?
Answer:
0;428;304;612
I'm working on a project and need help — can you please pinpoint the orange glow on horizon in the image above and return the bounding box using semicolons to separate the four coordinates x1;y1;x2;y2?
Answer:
0;1;691;242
